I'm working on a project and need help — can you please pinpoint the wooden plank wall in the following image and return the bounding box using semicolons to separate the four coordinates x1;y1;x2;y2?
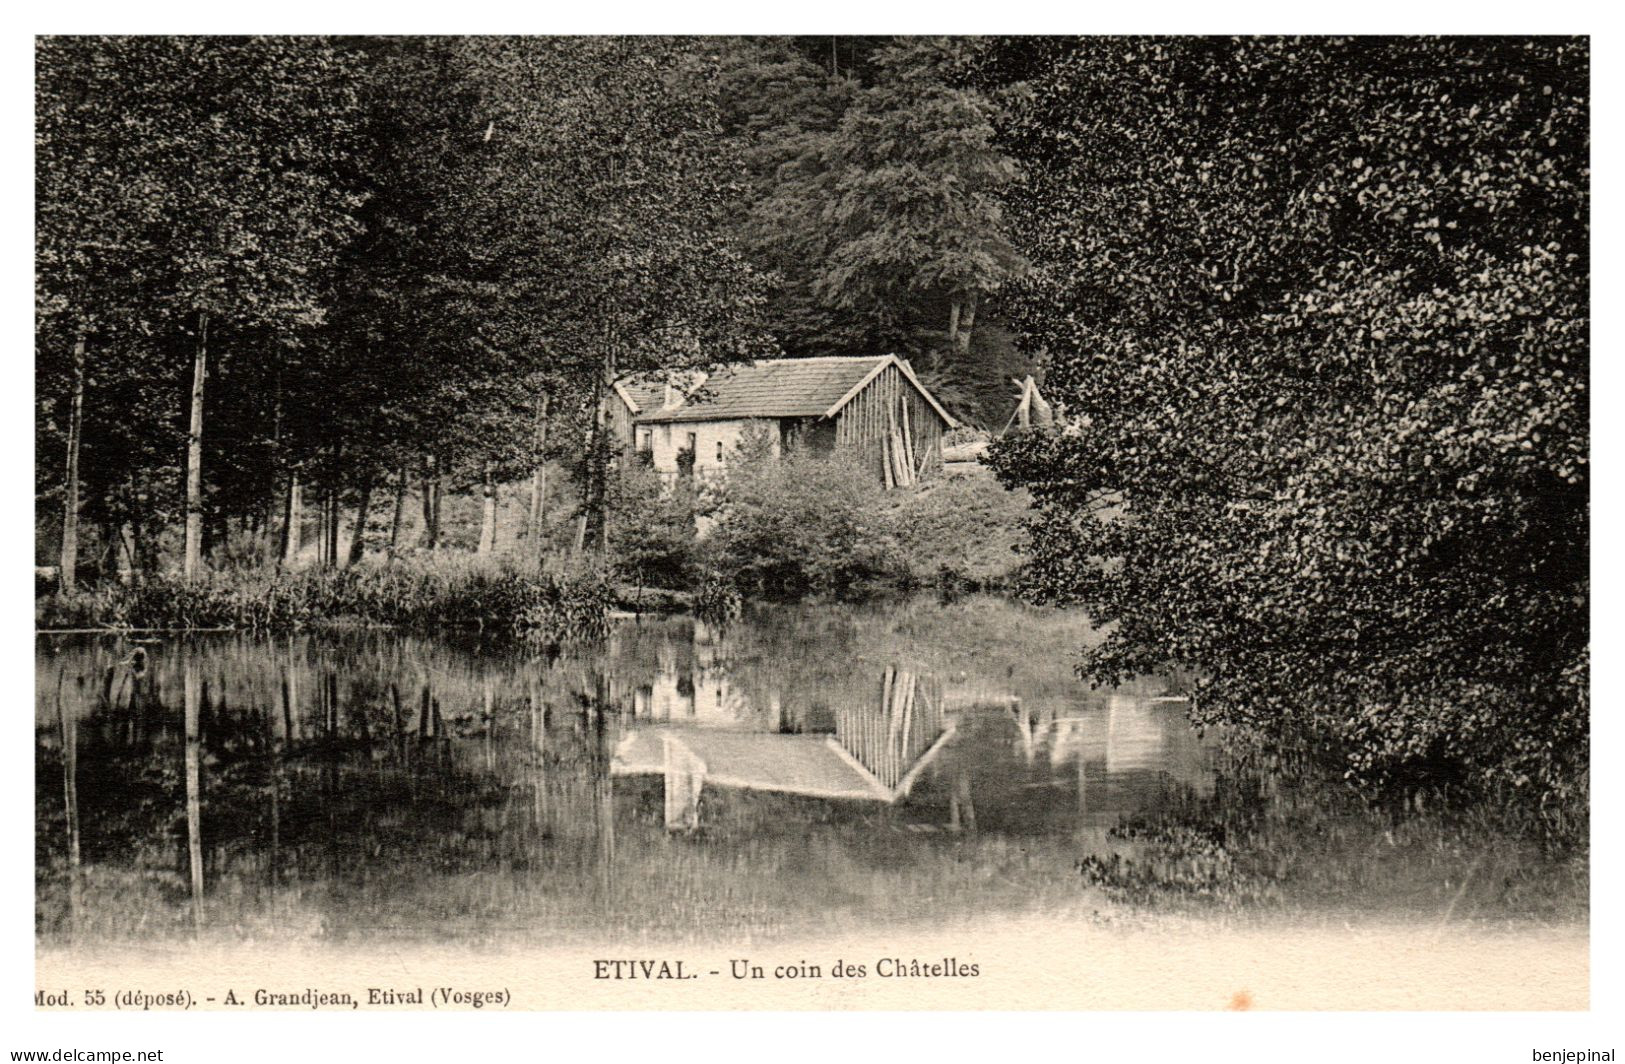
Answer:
608;394;647;465
833;364;946;487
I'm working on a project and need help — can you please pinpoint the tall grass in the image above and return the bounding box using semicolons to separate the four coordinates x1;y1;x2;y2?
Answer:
35;557;612;644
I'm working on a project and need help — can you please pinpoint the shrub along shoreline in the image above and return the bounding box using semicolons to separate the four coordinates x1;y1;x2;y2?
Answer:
35;559;613;646
37;451;1036;635
609;447;1032;603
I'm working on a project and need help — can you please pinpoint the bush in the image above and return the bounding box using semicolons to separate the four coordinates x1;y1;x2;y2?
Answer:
703;446;903;598
885;466;1031;588
607;461;701;590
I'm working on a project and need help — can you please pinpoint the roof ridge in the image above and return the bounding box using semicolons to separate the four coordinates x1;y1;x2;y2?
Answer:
746;355;889;365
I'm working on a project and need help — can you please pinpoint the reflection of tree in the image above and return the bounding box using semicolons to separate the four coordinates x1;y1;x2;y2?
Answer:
37;633;623;943
184;660;202;934
33;605;1241;946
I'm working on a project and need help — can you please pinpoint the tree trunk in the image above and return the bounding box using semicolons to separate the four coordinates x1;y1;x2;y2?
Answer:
421;456;440;550
347;478;373;567
530;392;550;559
265;364;285;566
117;523;136;584
98;518;119;582
326;491;341;568
586;346;617;553
204;502;227;566
388;464;407;558
58;333;86;592
280;475;302;568
478;463;497;555
183;312;209;581
947;298;961;354
529;466;546;552
318;494;330;568
127;482;153;580
956;290;978;354
431;460;442;543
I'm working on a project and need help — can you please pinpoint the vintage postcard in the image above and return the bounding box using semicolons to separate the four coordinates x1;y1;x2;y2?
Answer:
31;31;1589;1035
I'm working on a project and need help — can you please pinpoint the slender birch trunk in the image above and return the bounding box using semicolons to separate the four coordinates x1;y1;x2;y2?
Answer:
957;290;978;353
183;312;209;581
280;475;302;568
478;463;497;555
421;456;440;550
326;490;341;568
530;392;550;560
388;464;407;558
58;333;86;592
586;345;617;553
265;364;285;566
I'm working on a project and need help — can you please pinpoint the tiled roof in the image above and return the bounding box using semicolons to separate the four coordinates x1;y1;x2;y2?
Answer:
614;378;668;414
635;356;905;424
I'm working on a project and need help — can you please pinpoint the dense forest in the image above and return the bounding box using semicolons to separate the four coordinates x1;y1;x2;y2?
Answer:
36;35;1034;584
36;36;1588;821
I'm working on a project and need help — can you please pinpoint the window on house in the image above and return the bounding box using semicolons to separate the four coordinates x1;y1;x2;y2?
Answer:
677;432;697;479
716;440;724;464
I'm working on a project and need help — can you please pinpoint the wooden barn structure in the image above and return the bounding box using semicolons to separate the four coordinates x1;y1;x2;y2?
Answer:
624;355;957;489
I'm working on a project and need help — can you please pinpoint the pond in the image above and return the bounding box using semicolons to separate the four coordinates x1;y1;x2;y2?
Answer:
34;596;1581;949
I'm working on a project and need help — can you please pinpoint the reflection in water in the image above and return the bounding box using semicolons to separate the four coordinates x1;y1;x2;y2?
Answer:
35;599;1214;945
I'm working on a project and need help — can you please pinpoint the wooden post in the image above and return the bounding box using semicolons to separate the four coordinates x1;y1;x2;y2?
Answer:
899;392;915;480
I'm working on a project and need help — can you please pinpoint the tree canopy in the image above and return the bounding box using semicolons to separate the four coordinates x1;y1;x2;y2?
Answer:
35;35;1590;821
985;36;1588;809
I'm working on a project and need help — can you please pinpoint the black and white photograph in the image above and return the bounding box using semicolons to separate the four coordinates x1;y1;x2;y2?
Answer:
24;26;1595;1046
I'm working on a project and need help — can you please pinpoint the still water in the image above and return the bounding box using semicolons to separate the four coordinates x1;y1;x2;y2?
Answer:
37;596;1213;945
35;596;1577;947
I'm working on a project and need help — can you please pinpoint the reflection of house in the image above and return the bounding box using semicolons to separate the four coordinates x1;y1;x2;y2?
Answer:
621;356;956;489
629;620;769;728
613;667;954;829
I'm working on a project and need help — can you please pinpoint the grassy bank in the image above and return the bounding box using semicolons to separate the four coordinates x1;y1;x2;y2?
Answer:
35;557;613;645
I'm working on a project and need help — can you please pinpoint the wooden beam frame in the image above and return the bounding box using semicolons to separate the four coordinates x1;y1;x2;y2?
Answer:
824;355;959;429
